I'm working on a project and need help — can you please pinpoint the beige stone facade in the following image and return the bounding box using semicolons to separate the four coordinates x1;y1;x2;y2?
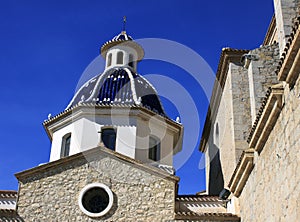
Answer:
9;147;239;222
200;0;300;221
239;80;300;221
2;1;299;221
15;147;178;222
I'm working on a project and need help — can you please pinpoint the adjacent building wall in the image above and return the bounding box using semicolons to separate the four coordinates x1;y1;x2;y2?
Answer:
205;42;281;195
239;77;300;221
248;44;280;124
273;0;300;54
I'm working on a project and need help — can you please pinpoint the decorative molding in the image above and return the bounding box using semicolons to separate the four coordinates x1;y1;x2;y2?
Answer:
263;15;277;46
228;148;255;197
174;211;240;221
277;16;300;84
43;103;182;141
15;146;180;183
78;183;113;218
247;83;284;153
199;48;249;152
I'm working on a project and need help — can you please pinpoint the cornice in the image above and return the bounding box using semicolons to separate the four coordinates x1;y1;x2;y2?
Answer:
247;83;284;153
199;48;249;152
228;148;255;197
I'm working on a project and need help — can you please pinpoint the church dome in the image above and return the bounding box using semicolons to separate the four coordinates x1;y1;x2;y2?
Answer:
67;67;166;116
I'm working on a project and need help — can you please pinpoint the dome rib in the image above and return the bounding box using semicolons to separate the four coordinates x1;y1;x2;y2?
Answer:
67;67;166;116
124;67;139;105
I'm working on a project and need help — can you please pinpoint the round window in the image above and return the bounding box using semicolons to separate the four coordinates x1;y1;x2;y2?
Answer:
78;183;113;217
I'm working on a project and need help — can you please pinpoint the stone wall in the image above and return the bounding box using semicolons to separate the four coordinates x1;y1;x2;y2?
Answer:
239;77;300;221
16;148;177;221
229;64;252;163
273;0;300;54
248;44;280;124
207;62;251;192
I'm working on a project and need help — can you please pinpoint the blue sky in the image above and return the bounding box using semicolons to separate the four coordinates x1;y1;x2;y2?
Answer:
0;0;273;194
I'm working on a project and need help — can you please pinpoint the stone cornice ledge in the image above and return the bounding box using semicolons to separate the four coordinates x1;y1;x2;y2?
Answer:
277;16;300;84
228;148;255;197
248;83;284;153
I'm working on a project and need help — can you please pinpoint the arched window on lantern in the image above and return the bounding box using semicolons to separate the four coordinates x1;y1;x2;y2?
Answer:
148;136;160;161
116;51;124;65
107;53;112;67
61;133;71;158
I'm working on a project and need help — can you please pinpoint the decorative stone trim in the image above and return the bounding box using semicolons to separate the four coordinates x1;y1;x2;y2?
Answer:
228;149;255;197
0;190;17;199
277;16;300;84
247;83;284;153
43;103;181;141
174;211;240;221
175;195;228;215
101;38;144;61
175;195;220;202
15;146;180;183
199;48;249;152
78;183;113;218
263;15;277;46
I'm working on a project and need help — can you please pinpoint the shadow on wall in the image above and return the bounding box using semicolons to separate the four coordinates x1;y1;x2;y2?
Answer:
208;144;224;196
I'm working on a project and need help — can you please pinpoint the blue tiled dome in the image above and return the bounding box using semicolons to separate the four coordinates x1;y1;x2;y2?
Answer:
67;67;166;116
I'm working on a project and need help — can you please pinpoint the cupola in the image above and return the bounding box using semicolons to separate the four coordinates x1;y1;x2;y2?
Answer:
100;26;144;72
44;23;183;174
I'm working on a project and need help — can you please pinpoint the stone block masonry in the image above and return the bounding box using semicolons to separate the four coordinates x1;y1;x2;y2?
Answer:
239;71;300;221
16;148;177;222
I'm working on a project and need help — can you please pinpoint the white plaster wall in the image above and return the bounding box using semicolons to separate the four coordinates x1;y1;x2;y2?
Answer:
135;117;174;166
205;146;210;195
48;109;178;167
49;118;100;161
105;45;138;71
248;63;257;125
49;114;140;162
116;126;136;159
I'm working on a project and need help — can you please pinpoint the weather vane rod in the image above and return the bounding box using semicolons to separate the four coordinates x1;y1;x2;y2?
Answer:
123;16;127;32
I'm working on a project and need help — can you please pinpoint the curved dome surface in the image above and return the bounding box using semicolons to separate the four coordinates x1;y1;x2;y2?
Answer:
67;67;166;116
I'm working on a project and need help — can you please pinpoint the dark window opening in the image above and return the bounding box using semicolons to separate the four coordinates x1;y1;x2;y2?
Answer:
101;128;116;151
61;133;71;158
215;123;219;147
117;51;123;64
82;187;109;213
149;136;160;161
107;53;112;67
128;54;134;68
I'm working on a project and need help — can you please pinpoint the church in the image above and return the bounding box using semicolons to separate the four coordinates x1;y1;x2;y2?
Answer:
0;0;299;221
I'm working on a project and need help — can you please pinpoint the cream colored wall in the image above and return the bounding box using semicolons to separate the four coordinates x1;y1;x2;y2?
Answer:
215;64;236;186
205;63;252;194
239;80;300;221
18;152;177;221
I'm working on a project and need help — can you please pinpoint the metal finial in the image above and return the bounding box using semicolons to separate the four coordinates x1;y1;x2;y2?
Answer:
123;16;127;32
